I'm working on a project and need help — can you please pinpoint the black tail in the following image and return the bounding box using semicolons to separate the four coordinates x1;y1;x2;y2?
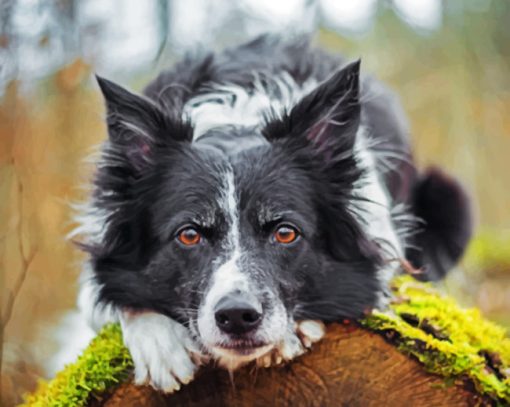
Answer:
407;167;473;281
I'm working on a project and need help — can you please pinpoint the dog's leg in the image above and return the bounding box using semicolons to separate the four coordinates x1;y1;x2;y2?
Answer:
120;311;204;393
256;320;325;368
79;267;204;393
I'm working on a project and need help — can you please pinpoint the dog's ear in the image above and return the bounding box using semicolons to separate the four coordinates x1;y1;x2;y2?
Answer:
96;75;192;170
264;60;360;152
263;60;361;156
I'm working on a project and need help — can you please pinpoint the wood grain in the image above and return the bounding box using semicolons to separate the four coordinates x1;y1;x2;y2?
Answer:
97;324;486;407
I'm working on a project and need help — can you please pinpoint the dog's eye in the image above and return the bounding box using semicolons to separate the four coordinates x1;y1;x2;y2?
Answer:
273;225;299;244
177;227;201;246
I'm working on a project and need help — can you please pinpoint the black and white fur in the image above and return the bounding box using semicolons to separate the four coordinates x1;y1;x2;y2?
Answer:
75;36;472;392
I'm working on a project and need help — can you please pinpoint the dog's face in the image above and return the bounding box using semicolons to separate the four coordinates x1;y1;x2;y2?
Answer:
89;61;381;365
148;143;323;363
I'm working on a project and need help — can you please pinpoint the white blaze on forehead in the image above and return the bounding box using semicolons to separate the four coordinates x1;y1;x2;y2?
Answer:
209;169;248;300
224;170;240;251
200;169;249;315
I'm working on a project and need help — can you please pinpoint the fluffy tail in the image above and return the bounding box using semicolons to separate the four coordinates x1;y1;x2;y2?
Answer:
406;167;473;281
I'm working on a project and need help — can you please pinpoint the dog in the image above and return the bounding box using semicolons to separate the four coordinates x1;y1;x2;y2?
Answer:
75;35;472;392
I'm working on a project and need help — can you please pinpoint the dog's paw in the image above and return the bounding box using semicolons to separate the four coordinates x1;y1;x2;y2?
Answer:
296;320;326;348
256;320;325;368
120;311;205;393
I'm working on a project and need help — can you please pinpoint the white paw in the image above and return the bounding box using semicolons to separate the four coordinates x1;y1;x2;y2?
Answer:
120;311;205;393
256;320;325;368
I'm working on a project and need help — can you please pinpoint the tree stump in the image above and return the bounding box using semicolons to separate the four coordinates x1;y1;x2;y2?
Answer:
22;277;510;406
99;323;486;407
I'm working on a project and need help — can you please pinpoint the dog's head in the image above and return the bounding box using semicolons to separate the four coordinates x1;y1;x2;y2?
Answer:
88;61;382;366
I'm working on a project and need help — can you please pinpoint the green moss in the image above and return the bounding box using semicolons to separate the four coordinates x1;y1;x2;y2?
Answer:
24;277;510;406
22;324;133;407
362;276;510;404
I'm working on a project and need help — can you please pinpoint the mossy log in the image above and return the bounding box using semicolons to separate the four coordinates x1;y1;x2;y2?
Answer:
24;277;510;406
98;324;488;407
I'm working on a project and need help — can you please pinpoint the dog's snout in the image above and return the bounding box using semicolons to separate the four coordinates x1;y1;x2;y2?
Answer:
214;295;262;335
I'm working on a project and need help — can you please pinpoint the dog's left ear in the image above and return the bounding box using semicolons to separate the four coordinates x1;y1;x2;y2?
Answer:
263;59;361;156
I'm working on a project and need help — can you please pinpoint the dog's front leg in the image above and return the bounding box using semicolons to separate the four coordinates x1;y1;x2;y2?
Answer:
120;311;205;393
79;270;205;392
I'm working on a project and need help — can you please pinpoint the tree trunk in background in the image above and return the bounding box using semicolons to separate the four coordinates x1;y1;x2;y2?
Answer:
96;324;486;407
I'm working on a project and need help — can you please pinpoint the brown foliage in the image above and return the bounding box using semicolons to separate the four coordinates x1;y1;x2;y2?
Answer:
0;61;103;405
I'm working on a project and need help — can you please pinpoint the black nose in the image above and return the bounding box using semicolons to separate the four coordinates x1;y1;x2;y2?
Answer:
214;296;262;335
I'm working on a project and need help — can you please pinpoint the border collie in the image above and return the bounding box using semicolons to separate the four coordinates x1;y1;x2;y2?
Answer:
75;35;472;392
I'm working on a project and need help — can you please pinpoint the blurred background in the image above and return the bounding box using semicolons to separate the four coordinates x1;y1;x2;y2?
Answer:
1;0;509;404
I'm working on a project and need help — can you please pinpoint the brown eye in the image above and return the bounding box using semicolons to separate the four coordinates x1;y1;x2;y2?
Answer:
274;225;299;244
177;227;201;246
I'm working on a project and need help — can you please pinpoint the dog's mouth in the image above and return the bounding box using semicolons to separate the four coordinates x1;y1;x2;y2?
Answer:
215;339;272;356
211;339;273;357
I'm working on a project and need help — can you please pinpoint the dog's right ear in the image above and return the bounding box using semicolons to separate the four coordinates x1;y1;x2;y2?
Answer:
96;75;192;170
